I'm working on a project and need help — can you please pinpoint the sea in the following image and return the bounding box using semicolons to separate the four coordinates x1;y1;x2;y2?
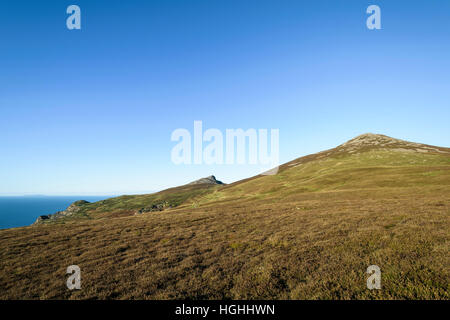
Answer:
0;196;111;230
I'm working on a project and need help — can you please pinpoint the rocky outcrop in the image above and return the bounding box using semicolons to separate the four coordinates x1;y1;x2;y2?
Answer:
134;201;173;215
188;175;224;185
32;200;90;225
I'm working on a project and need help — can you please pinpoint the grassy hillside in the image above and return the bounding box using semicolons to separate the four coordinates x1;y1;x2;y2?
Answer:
0;134;449;299
34;182;224;224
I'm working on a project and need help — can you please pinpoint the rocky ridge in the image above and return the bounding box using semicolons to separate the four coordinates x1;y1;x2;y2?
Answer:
33;200;90;225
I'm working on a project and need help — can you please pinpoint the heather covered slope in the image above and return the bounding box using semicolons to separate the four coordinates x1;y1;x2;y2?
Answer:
196;133;450;205
0;134;449;299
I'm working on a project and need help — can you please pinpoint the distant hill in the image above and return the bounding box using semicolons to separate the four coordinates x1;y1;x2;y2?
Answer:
1;134;449;299
32;175;226;224
205;133;449;201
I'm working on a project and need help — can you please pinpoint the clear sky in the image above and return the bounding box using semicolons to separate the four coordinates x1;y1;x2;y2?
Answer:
0;0;449;195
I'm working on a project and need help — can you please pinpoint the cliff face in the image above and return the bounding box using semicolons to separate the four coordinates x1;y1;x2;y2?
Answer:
33;200;90;225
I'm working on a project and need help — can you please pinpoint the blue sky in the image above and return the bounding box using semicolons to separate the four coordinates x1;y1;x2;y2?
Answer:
0;0;449;195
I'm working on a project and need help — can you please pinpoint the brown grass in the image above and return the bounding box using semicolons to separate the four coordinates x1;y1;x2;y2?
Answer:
1;185;448;299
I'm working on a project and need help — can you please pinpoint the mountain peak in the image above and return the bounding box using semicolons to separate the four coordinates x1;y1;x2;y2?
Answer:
337;133;449;155
188;175;224;185
342;133;400;147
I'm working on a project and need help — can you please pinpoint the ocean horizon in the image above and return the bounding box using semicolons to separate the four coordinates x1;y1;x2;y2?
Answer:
0;196;111;230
